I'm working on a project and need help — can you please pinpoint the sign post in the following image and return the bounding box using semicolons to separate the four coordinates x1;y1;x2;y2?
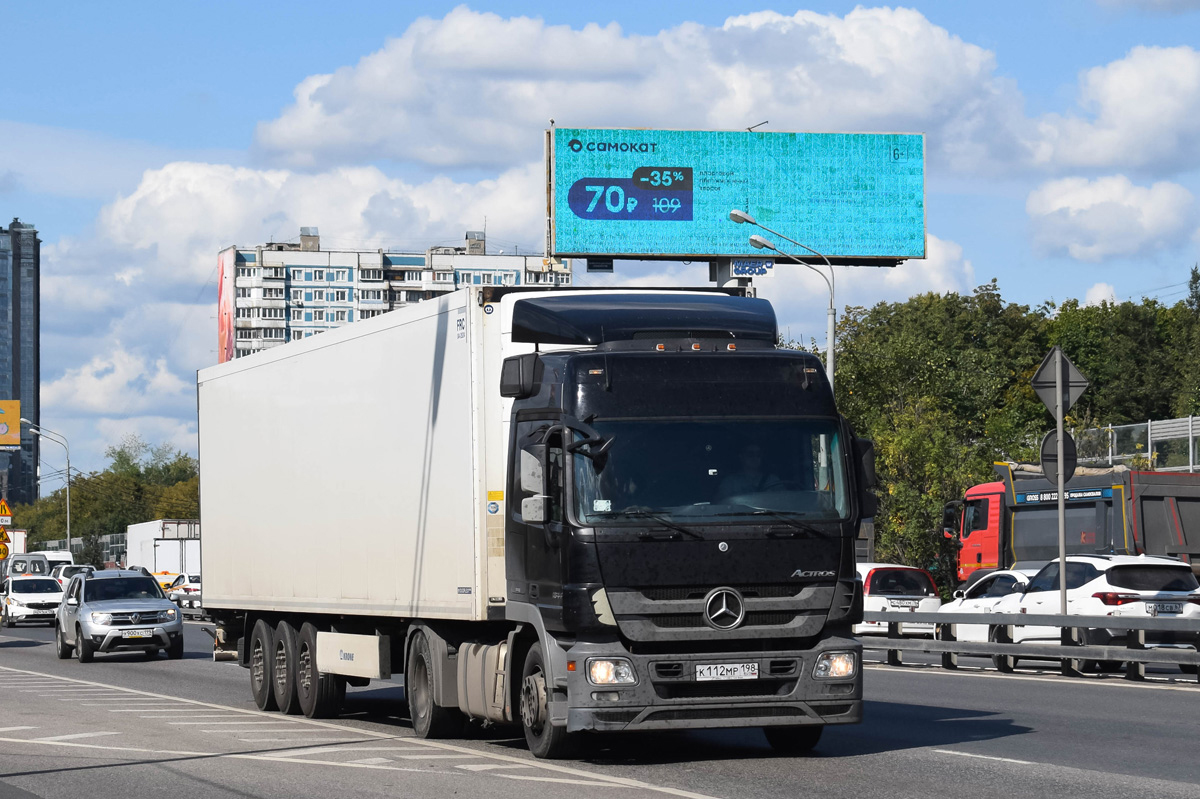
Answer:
1031;347;1089;616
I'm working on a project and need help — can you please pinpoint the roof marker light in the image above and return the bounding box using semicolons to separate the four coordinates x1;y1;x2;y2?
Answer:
656;344;665;352
691;343;701;351
727;343;736;351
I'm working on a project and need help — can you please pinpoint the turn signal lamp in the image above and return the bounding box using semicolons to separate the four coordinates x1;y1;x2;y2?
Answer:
655;344;665;352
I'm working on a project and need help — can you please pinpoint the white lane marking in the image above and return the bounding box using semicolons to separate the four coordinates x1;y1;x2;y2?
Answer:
0;665;720;799
270;746;428;757
170;721;302;726
864;663;1200;693
108;708;223;713
348;757;393;765
33;731;122;742
0;726;36;733
236;736;371;743
457;764;533;772
498;774;626;786
393;754;478;760
934;749;1036;765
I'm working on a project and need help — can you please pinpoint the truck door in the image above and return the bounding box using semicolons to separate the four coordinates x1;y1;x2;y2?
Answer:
958;494;1000;581
508;420;567;626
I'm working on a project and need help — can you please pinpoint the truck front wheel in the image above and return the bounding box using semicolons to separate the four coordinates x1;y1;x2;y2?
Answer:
519;643;573;759
249;618;279;711
405;630;463;738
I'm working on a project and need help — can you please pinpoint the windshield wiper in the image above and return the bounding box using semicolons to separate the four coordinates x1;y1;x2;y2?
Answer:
715;508;829;537
598;509;705;541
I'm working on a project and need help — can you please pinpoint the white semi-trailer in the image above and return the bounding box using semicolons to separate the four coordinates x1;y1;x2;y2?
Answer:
198;286;875;758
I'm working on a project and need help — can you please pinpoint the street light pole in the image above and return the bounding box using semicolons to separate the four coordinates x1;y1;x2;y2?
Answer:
21;418;70;554
729;209;837;393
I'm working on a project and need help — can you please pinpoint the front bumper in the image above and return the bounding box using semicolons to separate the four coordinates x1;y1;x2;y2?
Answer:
562;633;862;732
7;606;58;623
83;623;183;652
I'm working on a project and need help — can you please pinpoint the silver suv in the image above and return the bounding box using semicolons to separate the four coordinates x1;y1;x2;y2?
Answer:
55;570;184;662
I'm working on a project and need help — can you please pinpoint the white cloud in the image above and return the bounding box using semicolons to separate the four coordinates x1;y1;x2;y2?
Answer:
1084;282;1118;305
1034;46;1200;174
1026;175;1195;261
254;6;1028;175
41;347;191;416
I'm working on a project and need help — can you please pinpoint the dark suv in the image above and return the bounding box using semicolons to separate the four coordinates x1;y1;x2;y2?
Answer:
55;570;184;662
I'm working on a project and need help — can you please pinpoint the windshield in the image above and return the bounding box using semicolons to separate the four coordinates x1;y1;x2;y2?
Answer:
1107;565;1199;592
12;579;61;594
573;419;849;525
867;568;937;596
84;578;165;602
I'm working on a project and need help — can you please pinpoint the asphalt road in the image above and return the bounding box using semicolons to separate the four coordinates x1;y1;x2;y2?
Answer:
2;621;1199;799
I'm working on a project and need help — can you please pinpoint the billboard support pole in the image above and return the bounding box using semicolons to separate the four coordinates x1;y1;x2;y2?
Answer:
1056;348;1068;616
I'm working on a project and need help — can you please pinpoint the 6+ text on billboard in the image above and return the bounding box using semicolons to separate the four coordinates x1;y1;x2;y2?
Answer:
549;128;925;260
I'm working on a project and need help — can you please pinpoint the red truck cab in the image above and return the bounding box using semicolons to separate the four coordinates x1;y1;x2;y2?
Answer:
954;481;1005;582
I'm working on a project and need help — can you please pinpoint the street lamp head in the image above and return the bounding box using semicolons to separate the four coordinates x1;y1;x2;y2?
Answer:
748;234;776;251
19;417;31;425
729;209;757;226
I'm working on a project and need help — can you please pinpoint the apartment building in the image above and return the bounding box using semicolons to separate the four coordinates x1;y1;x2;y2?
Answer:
217;228;571;361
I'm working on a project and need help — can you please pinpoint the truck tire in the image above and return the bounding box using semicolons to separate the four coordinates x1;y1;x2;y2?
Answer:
519;642;573;759
75;625;94;663
55;622;73;659
167;635;185;660
273;620;301;714
296;622;345;719
764;725;823;753
249;618;279;711
406;629;464;738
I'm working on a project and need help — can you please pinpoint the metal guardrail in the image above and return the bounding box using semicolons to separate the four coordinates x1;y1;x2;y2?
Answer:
860;610;1200;682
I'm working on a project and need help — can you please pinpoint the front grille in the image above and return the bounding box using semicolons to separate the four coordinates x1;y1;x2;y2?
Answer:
654;679;796;699
592;709;641;724
650;611;799;629
639;584;802;601
27;603;58;611
110;611;171;626
644;705;804;722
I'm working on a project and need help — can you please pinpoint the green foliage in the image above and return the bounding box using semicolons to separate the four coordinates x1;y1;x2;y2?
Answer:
835;271;1200;589
11;435;198;545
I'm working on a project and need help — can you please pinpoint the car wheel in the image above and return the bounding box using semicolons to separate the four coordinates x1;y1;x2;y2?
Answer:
55;623;73;659
764;725;823;754
167;635;184;660
519;642;573;758
248;618;279;711
989;626;1017;672
405;629;463;739
0;610;11;628
75;625;95;663
272;620;301;715
296;622;344;719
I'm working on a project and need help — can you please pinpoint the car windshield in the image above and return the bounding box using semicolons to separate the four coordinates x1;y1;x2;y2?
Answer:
12;579;61;594
84;577;165;602
1107;565;1199;592
62;566;91;578
869;569;936;596
573;418;849;525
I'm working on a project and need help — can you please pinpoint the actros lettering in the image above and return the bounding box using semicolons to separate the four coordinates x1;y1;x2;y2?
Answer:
790;569;836;579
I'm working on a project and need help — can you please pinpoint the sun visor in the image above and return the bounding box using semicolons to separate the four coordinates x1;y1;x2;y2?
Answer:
510;293;778;345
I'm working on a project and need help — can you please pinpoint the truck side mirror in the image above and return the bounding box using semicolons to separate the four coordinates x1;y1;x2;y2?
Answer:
521;496;547;524
520;446;545;495
853;438;877;489
500;353;544;399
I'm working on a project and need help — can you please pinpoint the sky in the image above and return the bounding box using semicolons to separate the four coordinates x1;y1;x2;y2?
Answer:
4;0;1200;480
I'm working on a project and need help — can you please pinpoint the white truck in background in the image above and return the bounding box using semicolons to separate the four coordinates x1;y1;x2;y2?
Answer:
198;286;876;758
124;519;200;575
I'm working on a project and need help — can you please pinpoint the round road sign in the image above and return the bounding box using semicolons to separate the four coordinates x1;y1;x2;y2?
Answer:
0;542;9;560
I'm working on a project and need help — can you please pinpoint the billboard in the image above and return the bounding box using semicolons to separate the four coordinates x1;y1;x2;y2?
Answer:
217;247;236;363
549;127;925;260
0;400;19;451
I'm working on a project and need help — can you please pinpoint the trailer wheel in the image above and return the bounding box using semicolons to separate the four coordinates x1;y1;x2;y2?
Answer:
296;622;345;719
249;619;279;711
764;725;823;754
406;629;463;738
519;643;573;759
273;620;301;714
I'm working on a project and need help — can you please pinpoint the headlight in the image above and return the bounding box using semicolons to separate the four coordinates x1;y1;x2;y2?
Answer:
6;597;24;607
90;612;114;626
587;658;637;685
162;607;178;620
813;651;857;679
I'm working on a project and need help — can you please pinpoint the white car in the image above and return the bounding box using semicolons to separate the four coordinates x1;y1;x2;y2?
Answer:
166;575;202;610
937;569;1036;642
991;554;1200;671
1;576;65;627
50;564;95;588
855;562;942;636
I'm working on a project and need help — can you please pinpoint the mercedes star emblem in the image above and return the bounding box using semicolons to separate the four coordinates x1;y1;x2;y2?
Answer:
703;587;746;630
